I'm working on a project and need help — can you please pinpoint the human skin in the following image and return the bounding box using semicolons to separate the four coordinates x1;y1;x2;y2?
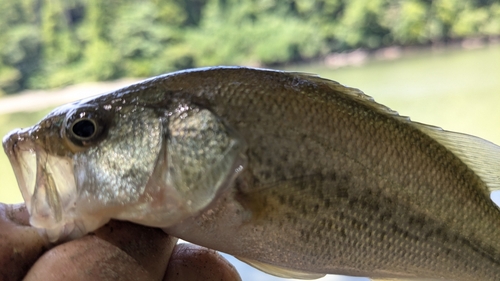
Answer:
0;203;241;281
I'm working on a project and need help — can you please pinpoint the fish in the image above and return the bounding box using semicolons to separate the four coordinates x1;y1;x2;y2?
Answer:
3;66;500;281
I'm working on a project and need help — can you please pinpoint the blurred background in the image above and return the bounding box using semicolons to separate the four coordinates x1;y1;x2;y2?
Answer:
1;0;500;280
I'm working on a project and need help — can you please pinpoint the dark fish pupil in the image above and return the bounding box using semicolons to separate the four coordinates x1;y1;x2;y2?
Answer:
72;119;95;138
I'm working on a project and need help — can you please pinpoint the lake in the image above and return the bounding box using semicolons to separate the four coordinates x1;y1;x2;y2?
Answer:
1;45;499;281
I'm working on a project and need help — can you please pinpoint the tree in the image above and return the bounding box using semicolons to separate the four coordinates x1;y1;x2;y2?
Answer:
0;0;499;94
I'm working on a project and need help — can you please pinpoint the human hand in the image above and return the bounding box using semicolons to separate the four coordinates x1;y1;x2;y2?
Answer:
0;203;241;281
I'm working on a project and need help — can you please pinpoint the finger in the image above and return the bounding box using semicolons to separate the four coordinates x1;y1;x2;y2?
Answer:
94;220;177;278
0;203;52;281
164;243;241;281
24;220;176;281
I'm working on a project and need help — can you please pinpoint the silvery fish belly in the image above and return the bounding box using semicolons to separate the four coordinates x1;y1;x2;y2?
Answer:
4;67;500;281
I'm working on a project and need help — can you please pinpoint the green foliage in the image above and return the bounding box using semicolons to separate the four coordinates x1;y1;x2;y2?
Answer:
0;0;41;93
0;26;39;93
0;66;21;95
181;0;323;66
0;0;499;94
110;1;185;76
452;5;489;36
386;0;429;44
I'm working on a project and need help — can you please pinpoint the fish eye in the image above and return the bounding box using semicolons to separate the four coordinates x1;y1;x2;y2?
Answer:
71;119;96;139
64;110;106;148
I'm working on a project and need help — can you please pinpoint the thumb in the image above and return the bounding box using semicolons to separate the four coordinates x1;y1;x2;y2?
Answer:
24;220;176;281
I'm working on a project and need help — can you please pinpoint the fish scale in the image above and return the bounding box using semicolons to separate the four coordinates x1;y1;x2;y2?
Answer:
4;67;500;280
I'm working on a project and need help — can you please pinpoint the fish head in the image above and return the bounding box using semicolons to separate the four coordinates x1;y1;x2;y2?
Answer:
3;93;246;242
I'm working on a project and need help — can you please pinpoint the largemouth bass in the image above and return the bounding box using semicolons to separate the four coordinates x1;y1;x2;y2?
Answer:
3;67;500;281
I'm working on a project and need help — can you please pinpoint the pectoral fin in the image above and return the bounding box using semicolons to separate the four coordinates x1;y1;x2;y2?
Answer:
235;256;325;280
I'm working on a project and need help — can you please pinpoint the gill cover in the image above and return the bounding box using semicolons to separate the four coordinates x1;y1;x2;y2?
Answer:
119;104;247;227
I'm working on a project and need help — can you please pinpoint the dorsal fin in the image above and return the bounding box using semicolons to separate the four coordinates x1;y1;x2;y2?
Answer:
290;71;403;117
293;72;500;194
413;123;500;193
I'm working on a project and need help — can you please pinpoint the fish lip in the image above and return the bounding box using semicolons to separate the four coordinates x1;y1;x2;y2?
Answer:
2;128;36;205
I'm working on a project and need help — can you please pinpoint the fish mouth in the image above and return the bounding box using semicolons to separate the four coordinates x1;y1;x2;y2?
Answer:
3;128;78;239
3;128;38;206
